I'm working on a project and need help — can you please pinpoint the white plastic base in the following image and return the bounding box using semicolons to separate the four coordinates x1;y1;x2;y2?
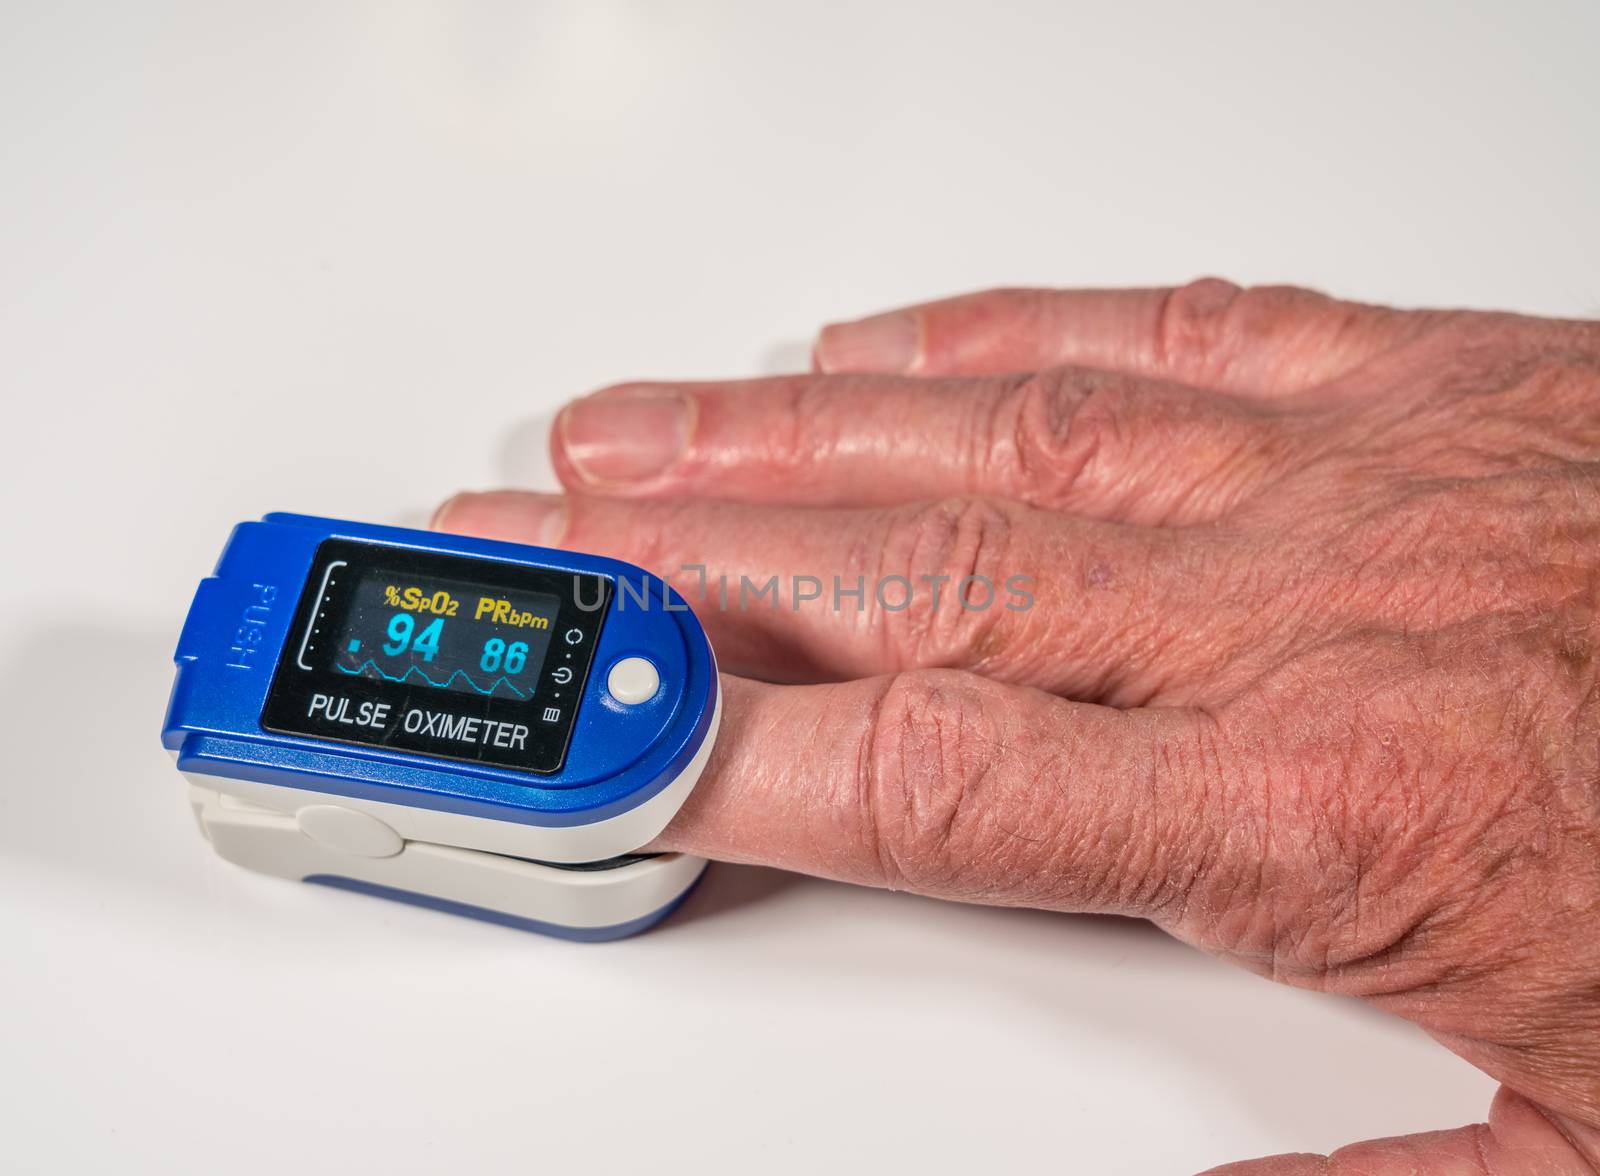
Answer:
179;691;721;865
187;783;707;937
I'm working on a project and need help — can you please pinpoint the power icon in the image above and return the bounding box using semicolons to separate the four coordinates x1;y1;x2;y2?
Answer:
552;666;573;685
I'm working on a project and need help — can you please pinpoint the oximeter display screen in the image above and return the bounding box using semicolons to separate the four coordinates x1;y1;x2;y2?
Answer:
261;539;612;774
332;570;560;701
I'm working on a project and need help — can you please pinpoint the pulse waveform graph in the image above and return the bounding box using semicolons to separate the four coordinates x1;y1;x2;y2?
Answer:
335;658;529;699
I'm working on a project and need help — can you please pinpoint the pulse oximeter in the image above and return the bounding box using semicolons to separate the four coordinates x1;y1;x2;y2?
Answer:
160;513;719;940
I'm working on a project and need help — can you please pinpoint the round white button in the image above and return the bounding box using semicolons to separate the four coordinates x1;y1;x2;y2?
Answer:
295;805;404;858
607;656;660;705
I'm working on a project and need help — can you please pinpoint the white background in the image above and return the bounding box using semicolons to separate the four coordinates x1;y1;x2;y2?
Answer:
3;3;1597;1172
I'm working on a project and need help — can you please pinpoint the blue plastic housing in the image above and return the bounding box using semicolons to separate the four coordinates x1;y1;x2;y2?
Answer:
162;514;718;828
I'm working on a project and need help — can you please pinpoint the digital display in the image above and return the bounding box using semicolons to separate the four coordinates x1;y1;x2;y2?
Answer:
331;570;560;702
262;539;611;775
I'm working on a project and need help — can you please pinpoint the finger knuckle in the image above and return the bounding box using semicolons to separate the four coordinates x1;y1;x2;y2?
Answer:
878;496;1018;669
1155;279;1335;381
1007;370;1131;506
859;671;999;892
1153;276;1246;375
1006;369;1296;520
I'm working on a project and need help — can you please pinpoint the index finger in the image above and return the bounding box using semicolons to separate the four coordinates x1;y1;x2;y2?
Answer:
655;671;1223;916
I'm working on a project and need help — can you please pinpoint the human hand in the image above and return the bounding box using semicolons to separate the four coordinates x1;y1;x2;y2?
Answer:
435;281;1600;1172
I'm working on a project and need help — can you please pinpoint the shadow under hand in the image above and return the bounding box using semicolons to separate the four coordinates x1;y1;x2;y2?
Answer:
670;863;799;927
659;870;1491;1158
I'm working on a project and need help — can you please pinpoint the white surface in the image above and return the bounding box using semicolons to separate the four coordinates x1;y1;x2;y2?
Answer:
607;655;661;705
188;784;706;931
3;2;1597;1173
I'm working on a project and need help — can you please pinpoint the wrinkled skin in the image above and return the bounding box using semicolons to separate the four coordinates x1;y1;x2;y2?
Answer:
436;281;1600;1172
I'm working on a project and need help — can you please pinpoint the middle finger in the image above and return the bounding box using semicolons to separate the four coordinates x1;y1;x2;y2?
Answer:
434;490;1240;703
551;370;1308;526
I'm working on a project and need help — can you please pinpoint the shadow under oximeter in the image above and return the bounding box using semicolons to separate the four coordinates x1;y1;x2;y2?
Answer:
161;513;720;940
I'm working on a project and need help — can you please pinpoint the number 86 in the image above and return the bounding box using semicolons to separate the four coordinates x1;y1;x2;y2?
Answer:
481;638;528;674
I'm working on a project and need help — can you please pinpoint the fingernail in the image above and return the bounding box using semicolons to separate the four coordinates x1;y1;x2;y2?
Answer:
814;311;919;373
559;387;692;484
432;492;568;547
